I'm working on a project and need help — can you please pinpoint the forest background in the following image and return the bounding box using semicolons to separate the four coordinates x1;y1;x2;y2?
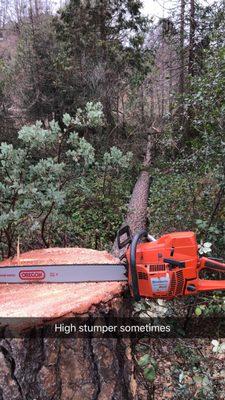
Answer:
1;1;225;397
0;0;224;262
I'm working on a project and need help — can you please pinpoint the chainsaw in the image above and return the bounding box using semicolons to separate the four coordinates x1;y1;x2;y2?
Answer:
0;226;225;301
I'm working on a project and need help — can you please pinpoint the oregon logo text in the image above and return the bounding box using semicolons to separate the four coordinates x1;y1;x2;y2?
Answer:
19;270;45;280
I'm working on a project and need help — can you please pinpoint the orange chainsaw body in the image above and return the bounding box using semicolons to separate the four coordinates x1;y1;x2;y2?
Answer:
126;231;225;300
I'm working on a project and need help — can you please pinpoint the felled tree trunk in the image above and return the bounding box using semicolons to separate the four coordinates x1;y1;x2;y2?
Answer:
0;139;153;400
112;135;152;257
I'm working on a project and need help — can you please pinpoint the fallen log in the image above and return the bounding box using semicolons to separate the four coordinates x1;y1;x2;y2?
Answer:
112;134;153;257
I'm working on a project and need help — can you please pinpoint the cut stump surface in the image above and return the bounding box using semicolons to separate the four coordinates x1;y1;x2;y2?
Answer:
0;247;126;318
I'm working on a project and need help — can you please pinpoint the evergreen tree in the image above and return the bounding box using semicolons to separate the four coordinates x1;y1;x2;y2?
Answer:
54;0;149;127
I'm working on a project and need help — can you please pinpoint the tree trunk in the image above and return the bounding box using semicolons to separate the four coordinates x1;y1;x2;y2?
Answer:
188;0;195;76
0;298;149;400
178;0;186;135
183;0;196;139
179;0;185;99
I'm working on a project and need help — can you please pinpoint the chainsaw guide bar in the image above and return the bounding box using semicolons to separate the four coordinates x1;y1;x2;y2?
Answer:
0;264;127;283
1;226;225;301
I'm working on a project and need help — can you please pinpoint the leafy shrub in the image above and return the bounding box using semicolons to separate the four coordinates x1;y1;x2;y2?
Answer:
0;103;133;258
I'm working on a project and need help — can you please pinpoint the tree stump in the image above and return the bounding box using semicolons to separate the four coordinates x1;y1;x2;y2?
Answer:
0;131;154;400
0;248;149;400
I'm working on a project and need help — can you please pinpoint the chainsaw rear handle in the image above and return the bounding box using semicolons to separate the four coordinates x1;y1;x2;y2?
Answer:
188;256;225;294
199;257;225;273
130;229;149;301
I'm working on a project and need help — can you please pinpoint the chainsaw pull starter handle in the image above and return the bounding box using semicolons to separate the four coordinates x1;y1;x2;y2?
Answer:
130;229;149;301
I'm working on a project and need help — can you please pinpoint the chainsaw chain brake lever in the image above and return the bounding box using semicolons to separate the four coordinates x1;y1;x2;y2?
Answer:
117;225;132;250
117;226;156;250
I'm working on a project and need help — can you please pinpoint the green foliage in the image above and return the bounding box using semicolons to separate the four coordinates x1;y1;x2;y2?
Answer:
195;294;225;316
18;121;58;148
148;155;224;257
0;103;133;258
137;353;157;382
174;343;201;369
53;0;151;127
13;14;60;121
195;307;203;316
103;147;133;170
149;3;224;263
63;102;104;128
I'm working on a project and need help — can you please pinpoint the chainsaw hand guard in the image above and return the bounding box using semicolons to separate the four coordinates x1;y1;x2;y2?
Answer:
117;225;132;250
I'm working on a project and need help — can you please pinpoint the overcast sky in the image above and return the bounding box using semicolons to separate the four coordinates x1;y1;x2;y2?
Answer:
53;0;215;18
142;0;215;20
142;0;176;19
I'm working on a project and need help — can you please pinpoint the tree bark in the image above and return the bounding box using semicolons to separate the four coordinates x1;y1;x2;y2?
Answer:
0;297;149;400
112;134;152;257
179;0;185;98
183;0;196;139
0;247;151;400
188;0;196;76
